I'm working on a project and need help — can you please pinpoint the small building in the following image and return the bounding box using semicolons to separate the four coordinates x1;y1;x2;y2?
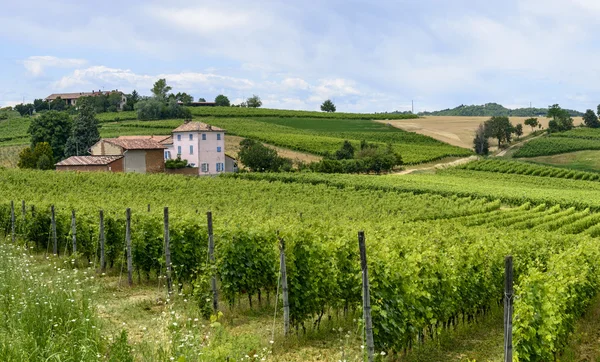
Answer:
45;90;127;109
90;138;166;173
55;155;124;172
163;121;227;176
225;154;238;173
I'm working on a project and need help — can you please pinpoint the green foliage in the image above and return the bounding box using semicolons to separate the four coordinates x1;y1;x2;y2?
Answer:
165;156;188;169
65;98;100;157
515;123;523;138
334;140;355;160
583;109;600;128
238;138;290;172
321;99;336;113
473;123;489;155
35;154;53;170
18;142;54;170
459;159;600;182
547;104;574;133
214;94;230;107
50;97;66;111
28;110;71;160
515;137;600;157
135;99;190;121
189;106;418;120
246;94;262;108
17;147;36;169
14;103;34;116
151;78;172;100
173;92;193;105
484;116;513;146
524;117;539;132
419;102;583;117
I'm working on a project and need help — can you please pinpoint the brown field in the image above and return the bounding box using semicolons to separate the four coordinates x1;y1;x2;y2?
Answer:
379;116;584;149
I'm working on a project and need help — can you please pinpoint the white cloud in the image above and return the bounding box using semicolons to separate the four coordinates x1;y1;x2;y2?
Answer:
23;56;87;76
308;79;361;102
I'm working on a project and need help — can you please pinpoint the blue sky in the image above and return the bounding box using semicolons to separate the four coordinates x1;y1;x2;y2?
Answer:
1;0;599;113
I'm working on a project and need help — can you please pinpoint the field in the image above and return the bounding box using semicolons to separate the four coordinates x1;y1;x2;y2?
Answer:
0;111;472;166
3;165;600;360
515;128;600;158
525;150;600;172
382;116;583;149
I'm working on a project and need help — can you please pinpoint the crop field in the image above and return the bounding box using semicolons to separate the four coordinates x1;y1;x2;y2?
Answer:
515;128;600;158
380;116;575;149
458;159;600;180
524;150;600;172
2;168;600;360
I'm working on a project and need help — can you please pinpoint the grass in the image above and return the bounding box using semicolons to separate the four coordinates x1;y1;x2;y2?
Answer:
0;145;26;168
525;150;600;173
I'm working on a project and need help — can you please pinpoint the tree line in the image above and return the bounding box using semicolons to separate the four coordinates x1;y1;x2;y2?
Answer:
421;102;584;117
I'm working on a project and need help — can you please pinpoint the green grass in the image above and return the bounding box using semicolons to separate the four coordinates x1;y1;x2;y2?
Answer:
514;136;600;158
525;150;600;173
550;127;600;140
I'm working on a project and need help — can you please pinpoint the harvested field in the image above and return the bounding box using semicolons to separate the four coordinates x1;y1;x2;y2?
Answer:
379;116;583;150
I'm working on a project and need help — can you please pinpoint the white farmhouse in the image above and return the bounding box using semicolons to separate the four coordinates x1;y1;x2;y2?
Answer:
163;121;232;175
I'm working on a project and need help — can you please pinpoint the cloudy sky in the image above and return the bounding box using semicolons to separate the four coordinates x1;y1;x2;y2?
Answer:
1;0;599;113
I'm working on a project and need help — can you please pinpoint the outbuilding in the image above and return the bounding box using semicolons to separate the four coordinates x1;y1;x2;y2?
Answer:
90;138;166;173
55;155;124;172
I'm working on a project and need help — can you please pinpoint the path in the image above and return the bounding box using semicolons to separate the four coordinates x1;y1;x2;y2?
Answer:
494;133;544;157
393;156;479;175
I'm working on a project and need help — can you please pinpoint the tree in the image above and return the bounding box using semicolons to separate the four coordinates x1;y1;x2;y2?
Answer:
473;123;489;155
28;111;71;160
215;94;230;107
597;104;600;118
50;97;66;111
151;79;172;100
321;99;336;113
14;103;34;116
107;92;123;112
514;124;523;139
18;142;54;170
484;116;513;147
547;104;573;132
33;99;49;112
524;117;539;132
583;109;600;128
135;99;163;120
246;95;262;108
64;99;100;157
334;140;355;160
175;92;194;105
197;98;207;102
238;139;288;172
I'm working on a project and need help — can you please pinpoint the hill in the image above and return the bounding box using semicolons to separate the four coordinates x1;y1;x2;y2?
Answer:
419;102;584;117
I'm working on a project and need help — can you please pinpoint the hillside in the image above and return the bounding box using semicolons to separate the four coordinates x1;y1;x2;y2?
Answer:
419;102;584;117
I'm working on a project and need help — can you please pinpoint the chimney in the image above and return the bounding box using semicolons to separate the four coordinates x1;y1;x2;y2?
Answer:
184;119;191;124
208;124;212;131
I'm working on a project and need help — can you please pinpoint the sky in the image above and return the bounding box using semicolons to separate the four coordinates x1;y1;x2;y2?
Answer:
1;0;600;113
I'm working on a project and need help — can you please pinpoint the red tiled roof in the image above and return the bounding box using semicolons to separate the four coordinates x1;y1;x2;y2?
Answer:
56;155;123;166
172;121;225;133
103;138;167;150
118;135;171;142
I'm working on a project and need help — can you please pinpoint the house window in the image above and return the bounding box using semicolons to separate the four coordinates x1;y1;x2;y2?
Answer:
201;163;209;173
190;145;194;154
189;134;193;141
217;146;222;153
164;151;171;160
177;146;181;155
177;134;181;141
216;162;224;172
217;133;221;140
202;134;206;140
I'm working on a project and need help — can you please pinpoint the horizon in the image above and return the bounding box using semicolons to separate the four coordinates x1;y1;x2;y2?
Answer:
2;0;600;113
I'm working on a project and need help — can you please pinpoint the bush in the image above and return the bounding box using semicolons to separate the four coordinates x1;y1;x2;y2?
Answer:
165;156;188;169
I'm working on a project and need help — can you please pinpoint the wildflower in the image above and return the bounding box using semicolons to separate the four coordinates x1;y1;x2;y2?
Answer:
380;351;386;356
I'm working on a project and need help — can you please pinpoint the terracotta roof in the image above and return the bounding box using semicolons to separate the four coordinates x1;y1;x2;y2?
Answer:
118;135;171;143
159;136;173;145
56;155;123;166
103;138;167;150
45;91;121;101
172;121;225;133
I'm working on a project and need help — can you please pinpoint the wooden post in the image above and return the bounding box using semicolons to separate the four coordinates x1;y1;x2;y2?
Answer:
163;207;173;294
10;201;15;243
126;208;133;286
71;210;77;254
21;200;26;223
504;255;514;362
148;204;150;212
278;235;290;336
99;210;105;272
207;211;218;312
358;231;374;362
31;205;35;218
51;205;57;255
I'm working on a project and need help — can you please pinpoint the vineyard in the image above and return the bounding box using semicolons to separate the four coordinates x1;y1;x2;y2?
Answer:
1;169;600;360
458;159;600;181
515;128;600;158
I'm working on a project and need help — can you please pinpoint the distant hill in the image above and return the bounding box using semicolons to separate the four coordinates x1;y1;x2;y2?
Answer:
418;103;584;117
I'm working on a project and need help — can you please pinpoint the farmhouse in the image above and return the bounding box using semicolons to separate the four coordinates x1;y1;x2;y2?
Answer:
89;138;166;173
45;90;127;109
56;121;236;175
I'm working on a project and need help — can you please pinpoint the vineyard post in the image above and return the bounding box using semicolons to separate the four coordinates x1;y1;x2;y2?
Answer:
51;205;57;255
21;200;26;223
504;255;514;362
358;231;374;362
10;201;15;243
71;210;77;254
99;210;105;272
163;207;173;295
207;211;218;312
126;208;133;286
148;204;150;212
278;234;290;336
31;205;34;218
